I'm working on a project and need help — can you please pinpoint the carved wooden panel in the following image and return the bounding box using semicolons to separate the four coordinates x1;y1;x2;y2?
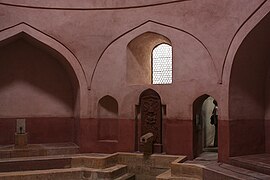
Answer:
139;89;162;144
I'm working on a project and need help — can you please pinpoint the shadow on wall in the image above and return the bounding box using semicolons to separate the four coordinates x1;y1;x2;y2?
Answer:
0;32;79;145
228;12;270;156
0;33;78;117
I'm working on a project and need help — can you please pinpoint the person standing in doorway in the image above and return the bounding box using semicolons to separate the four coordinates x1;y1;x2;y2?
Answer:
210;100;218;147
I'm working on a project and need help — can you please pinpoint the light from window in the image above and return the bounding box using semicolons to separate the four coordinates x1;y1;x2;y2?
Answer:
152;43;172;84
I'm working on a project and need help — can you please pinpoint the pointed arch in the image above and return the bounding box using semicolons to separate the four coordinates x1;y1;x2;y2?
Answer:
127;31;172;85
98;95;118;118
0;22;88;117
222;0;269;85
220;0;270;119
90;20;216;88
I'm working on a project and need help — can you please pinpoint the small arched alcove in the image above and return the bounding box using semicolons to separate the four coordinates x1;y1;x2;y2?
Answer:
193;95;218;158
97;95;119;141
127;32;172;85
98;95;118;118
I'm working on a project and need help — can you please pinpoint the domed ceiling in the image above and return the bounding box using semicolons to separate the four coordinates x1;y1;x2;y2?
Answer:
0;0;187;9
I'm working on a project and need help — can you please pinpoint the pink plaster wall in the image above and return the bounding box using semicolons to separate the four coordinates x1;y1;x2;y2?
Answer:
0;0;262;91
0;0;269;161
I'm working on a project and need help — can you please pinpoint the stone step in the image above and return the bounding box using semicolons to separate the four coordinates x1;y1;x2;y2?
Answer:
83;164;128;179
230;154;270;175
158;161;270;180
0;143;79;159
205;163;270;180
114;173;135;180
0;153;116;172
156;169;200;180
0;165;130;180
0;167;84;180
170;163;204;179
0;156;72;172
193;161;270;180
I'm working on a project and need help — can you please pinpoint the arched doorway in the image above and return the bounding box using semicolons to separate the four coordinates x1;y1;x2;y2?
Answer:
193;95;218;158
220;2;270;162
228;12;270;157
136;88;163;153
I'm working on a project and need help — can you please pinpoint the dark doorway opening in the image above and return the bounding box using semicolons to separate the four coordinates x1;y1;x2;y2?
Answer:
193;95;218;158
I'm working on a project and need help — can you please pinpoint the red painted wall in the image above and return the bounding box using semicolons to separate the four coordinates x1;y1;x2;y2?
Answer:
79;118;135;153
0;119;15;145
229;119;265;156
0;118;75;145
79;118;194;158
164;119;193;159
218;120;230;163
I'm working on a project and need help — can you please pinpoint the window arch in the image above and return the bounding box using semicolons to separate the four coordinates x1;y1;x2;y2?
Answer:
152;43;172;84
127;32;172;85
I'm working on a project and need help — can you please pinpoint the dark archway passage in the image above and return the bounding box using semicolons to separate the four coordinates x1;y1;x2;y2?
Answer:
229;12;270;156
193;95;218;158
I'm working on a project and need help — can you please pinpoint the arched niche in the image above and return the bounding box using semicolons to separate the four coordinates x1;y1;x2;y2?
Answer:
0;32;78;117
229;12;270;156
127;32;171;85
97;95;119;141
0;23;88;118
137;88;163;153
98;95;119;118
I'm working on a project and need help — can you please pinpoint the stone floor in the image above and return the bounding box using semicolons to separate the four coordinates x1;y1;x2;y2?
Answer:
1;144;270;180
186;152;270;180
0;151;186;180
230;154;270;176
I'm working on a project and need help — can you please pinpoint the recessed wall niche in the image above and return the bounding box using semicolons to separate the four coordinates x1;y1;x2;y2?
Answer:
98;95;118;118
97;95;119;141
127;32;172;85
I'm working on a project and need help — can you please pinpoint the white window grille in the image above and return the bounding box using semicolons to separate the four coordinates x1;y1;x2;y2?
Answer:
152;43;172;84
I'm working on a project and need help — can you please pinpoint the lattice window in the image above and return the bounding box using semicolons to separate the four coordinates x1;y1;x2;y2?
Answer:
152;43;172;84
